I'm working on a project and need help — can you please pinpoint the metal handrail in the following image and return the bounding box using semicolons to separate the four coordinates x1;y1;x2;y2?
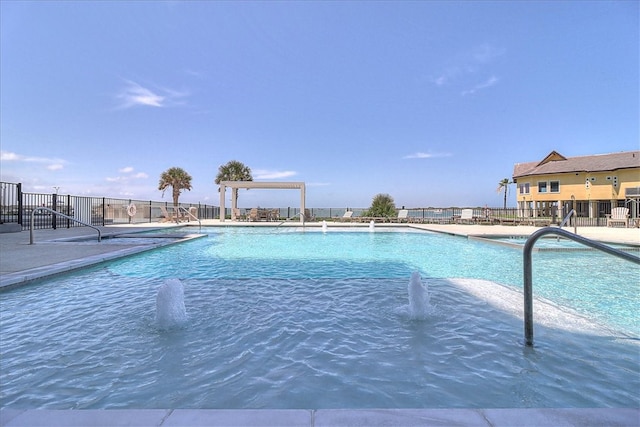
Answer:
30;207;101;244
558;209;577;234
177;207;201;230
523;227;640;346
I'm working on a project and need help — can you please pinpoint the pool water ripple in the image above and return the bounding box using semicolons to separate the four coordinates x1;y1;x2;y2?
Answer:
0;228;638;409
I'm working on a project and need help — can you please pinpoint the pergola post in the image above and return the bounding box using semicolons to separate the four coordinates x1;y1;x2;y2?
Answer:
301;185;306;223
219;183;226;222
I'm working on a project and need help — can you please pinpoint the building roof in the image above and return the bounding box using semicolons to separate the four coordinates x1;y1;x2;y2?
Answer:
513;150;640;179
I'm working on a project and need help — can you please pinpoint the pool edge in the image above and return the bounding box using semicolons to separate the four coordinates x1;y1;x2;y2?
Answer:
1;408;638;427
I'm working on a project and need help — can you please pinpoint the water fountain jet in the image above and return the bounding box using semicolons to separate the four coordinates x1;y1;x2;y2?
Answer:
155;278;187;329
408;271;430;319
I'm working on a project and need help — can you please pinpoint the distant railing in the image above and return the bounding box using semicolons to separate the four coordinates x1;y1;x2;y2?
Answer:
1;181;636;230
0;182;220;231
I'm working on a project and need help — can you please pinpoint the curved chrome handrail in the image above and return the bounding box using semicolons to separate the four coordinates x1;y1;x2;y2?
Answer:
523;227;640;346
30;207;101;244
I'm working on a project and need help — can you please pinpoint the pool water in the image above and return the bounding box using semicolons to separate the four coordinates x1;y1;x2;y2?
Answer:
0;227;638;409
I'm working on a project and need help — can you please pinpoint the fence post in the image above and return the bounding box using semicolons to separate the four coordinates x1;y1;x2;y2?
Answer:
51;193;57;230
66;194;71;228
17;183;23;226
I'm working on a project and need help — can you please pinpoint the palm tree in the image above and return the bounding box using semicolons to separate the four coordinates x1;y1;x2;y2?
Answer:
158;167;193;206
365;193;397;218
215;160;253;205
497;178;513;209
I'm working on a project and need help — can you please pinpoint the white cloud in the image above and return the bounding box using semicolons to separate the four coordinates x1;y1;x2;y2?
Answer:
461;76;499;96
253;169;298;180
106;167;149;183
403;152;452;159
115;80;189;109
432;44;504;88
1;150;67;171
0;151;19;161
472;44;506;63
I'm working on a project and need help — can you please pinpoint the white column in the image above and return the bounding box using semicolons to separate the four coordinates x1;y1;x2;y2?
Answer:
219;184;226;222
230;188;238;220
300;184;306;223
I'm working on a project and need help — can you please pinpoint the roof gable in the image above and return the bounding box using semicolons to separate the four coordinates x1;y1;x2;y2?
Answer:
537;150;567;166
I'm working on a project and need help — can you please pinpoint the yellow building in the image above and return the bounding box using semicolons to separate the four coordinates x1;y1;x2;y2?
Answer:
512;150;640;223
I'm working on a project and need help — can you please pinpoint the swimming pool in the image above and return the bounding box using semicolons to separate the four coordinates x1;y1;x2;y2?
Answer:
1;227;638;409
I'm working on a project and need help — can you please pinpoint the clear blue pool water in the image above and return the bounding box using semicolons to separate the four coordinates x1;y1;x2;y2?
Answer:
1;227;638;410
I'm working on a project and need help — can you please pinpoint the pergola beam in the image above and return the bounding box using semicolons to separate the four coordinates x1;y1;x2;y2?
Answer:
218;181;306;222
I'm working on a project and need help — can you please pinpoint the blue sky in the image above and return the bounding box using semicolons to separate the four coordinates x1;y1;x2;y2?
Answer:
1;1;638;209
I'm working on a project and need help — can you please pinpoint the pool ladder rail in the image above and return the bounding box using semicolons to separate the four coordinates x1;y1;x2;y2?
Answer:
29;207;102;244
558;209;577;234
177;206;202;231
523;227;640;347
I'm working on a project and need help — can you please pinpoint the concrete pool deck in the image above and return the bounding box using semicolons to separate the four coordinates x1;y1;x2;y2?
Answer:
1;221;638;426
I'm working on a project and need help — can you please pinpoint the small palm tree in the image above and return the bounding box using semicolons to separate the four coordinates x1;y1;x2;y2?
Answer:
158;167;193;206
365;193;397;218
497;178;513;209
215;160;253;204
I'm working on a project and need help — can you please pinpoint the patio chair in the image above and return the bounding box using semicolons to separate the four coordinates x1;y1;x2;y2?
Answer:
607;207;629;228
457;209;474;224
160;206;178;223
188;207;198;219
303;209;314;222
341;211;354;222
232;208;245;221
248;208;259;222
394;209;409;223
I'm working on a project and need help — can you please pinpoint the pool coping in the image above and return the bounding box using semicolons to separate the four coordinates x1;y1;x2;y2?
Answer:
2;408;639;427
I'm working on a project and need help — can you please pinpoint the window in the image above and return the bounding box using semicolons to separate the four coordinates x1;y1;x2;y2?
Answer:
519;183;530;194
550;181;560;193
538;182;547;193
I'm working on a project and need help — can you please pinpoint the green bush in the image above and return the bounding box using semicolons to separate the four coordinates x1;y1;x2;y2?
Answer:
363;193;397;218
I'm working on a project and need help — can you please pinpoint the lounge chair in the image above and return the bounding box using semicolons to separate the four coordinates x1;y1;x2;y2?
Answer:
232;208;245;221
341;211;354;222
394;209;409;223
248;208;259;222
160;206;178;223
303;209;314;222
607;207;629;228
457;209;474;224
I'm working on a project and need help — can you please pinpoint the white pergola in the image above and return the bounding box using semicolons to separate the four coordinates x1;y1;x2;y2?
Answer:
218;181;306;222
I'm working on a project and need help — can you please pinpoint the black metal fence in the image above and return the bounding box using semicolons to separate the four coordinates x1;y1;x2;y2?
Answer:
0;181;623;231
0;182;220;231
